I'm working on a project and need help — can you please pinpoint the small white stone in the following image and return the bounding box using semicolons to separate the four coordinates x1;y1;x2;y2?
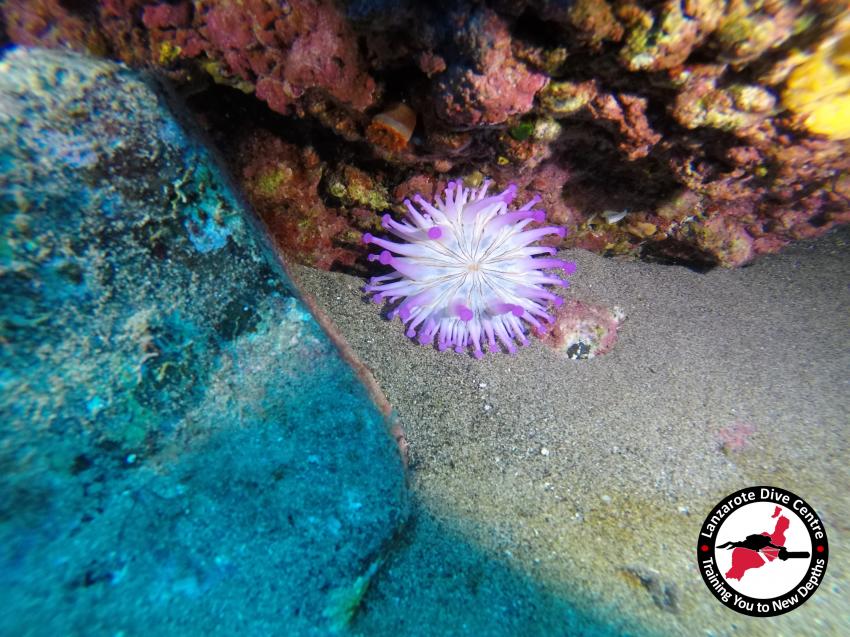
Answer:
541;447;549;456
483;404;491;411
601;494;612;504
478;382;487;389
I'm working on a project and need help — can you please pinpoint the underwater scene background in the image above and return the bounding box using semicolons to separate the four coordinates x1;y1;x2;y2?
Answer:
1;2;848;636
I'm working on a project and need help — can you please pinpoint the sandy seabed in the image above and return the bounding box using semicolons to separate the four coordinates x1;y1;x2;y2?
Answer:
291;226;849;637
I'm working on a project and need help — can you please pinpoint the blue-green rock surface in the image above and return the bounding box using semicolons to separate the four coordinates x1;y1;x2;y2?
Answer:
0;47;408;636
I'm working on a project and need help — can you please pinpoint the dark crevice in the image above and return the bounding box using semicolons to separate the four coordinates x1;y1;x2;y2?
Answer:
58;0;99;15
639;240;718;272
511;9;568;52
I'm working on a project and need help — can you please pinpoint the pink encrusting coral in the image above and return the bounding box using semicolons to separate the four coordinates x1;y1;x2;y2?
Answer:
363;180;576;358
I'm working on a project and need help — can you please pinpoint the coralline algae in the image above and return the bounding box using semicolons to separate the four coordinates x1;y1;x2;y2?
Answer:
542;300;626;360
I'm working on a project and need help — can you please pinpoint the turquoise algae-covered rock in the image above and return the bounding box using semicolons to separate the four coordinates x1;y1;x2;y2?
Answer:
0;47;408;636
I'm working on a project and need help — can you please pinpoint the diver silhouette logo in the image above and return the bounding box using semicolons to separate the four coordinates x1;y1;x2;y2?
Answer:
697;486;828;617
716;534;810;561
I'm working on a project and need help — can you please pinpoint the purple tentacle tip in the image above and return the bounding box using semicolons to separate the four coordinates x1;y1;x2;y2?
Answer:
362;232;373;244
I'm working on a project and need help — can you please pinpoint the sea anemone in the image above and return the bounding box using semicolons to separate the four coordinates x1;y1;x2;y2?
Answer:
363;179;576;358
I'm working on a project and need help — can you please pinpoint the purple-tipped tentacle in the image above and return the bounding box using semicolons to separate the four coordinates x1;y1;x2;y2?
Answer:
364;233;434;258
479;319;493;352
467;319;484;358
505;315;530;346
499;184;518;205
508;283;561;304
411;195;447;223
519;246;557;256
449;300;474;321
510;226;567;246
383;255;437;279
489;300;525;317
524;258;577;273
486;209;546;232
518;195;542;211
493;319;517;354
417;319;439;345
461;194;508;223
381;214;416;235
402;198;431;229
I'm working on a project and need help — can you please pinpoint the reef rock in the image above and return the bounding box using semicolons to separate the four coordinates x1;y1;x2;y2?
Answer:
433;7;548;127
4;1;850;269
0;47;407;635
542;300;626;360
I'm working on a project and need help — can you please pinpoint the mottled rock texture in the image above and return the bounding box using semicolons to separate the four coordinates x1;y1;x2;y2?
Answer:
3;0;849;268
0;47;407;636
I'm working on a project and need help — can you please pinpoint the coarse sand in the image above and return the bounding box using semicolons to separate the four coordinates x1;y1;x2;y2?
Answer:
290;226;849;637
